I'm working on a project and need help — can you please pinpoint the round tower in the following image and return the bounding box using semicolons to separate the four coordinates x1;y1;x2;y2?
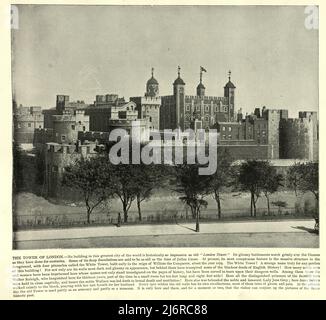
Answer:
145;67;159;97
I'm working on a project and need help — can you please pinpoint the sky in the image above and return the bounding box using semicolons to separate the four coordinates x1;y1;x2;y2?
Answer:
12;5;318;118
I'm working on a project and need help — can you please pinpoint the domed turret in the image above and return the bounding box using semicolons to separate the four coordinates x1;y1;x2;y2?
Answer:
224;70;236;122
224;70;236;89
196;66;206;97
173;66;185;86
145;67;159;97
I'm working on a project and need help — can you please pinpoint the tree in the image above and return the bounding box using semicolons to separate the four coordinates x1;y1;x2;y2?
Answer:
288;162;319;216
286;163;302;196
133;164;167;221
111;164;139;223
208;148;232;219
237;160;270;217
261;166;283;215
174;164;211;232
62;156;114;224
298;162;318;201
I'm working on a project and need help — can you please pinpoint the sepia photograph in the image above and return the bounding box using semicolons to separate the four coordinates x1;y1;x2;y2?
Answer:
11;5;319;250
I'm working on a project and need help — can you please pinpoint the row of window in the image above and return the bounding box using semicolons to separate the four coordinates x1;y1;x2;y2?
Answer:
17;123;42;129
221;126;267;135
185;105;228;112
142;105;159;110
184;114;212;121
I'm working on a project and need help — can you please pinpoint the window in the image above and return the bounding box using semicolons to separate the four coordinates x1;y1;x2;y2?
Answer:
205;106;209;112
28;123;31;127
186;105;190;111
215;106;218;112
205;115;209;121
228;135;232;139
83;126;86;131
17;123;21;129
222;126;226;131
228;127;232;132
61;135;66;142
222;135;226;139
71;125;75;130
196;105;200;111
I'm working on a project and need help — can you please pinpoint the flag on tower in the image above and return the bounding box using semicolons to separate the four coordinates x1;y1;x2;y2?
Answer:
200;66;207;72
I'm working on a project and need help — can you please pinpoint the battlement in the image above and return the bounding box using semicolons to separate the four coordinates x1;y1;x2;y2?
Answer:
140;96;161;104
78;131;111;142
46;142;98;155
280;117;313;124
299;111;318;119
52;114;75;122
75;109;86;115
14;114;43;121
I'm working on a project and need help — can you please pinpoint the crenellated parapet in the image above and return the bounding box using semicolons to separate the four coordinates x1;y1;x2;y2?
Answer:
78;131;111;144
46;142;98;155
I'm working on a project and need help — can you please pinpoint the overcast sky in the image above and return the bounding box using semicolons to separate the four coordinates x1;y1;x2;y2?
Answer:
12;5;318;118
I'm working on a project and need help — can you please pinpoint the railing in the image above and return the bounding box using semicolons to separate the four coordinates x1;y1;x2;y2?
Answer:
13;207;301;229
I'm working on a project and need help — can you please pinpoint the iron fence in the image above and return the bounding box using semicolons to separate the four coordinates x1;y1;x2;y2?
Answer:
12;206;302;229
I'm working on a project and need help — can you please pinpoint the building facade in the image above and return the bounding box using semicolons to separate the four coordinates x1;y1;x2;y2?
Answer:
130;68;161;131
13;105;44;145
160;67;236;131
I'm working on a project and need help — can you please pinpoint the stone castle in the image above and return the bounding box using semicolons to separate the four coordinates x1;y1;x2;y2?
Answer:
13;67;319;197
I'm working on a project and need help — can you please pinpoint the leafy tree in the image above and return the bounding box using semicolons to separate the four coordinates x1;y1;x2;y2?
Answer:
261;166;283;215
174;164;211;232
111;164;139;223
288;162;319;216
208;148;232;219
298;162;318;201
237;160;270;217
133;164;167;221
286;163;302;196
62;156;114;224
